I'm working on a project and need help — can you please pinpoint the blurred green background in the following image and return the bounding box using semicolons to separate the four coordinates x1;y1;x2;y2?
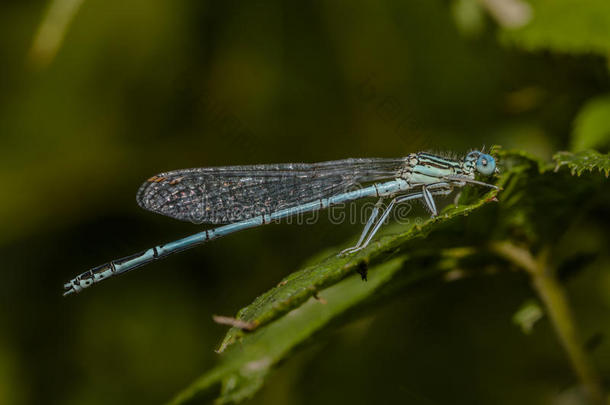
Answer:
1;0;609;404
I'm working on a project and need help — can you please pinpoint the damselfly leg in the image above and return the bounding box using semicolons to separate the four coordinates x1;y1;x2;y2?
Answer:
350;198;385;250
339;183;453;256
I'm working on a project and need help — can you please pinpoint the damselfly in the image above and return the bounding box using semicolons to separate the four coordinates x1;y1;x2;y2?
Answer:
63;150;498;295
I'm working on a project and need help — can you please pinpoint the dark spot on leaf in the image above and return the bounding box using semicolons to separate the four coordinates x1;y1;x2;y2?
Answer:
357;261;368;281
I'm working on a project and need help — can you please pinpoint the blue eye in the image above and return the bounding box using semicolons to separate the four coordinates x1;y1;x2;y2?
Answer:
476;154;496;176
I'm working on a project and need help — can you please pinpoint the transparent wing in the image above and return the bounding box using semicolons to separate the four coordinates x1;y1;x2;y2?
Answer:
136;158;407;224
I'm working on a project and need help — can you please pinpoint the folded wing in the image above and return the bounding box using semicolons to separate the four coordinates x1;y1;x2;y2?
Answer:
136;158;406;224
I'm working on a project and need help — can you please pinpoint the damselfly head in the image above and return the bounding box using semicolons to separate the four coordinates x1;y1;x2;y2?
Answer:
465;150;496;176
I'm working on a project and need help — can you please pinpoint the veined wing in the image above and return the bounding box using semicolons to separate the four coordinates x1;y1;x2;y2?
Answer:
136;158;407;224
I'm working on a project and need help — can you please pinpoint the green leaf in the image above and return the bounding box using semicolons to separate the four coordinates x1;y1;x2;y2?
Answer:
170;245;496;405
554;150;610;177
170;148;609;404
499;0;610;55
572;95;610;152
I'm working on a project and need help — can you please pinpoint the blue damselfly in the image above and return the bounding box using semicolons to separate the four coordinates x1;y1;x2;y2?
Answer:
64;150;498;295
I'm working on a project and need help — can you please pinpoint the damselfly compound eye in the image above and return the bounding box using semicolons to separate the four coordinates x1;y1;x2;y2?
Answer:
476;154;496;176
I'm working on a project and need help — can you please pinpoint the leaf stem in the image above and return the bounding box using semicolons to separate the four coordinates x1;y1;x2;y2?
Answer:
491;242;605;405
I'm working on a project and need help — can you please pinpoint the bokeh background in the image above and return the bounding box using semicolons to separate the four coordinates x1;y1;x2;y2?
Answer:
1;1;609;404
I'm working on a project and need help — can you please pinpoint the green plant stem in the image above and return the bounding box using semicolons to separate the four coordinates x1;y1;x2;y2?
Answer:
491;242;605;405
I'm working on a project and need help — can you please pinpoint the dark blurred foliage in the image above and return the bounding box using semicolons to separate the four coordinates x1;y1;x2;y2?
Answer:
0;1;609;404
